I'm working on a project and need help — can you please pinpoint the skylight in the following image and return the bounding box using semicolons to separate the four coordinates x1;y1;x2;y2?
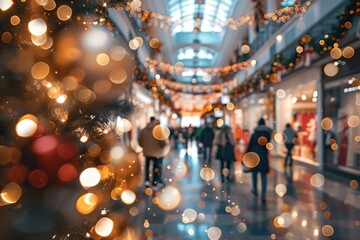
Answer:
168;0;235;34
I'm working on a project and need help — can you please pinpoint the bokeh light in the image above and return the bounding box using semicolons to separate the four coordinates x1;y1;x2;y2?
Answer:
0;0;13;11
0;182;22;205
342;46;355;58
207;227;222;240
76;193;98;215
347;116;359;128
323;62;339;77
58;163;78;182
31;61;50;79
121;190;136;205
152;125;170;140
242;152;260;168
330;47;342;59
182;208;197;223
96;53;110;66
116;117;132;133
79;167;101;188
28;18;47;36
237;222;247;233
109;69;128;84
349;180;358;190
276;89;286;98
10;15;20;25
57;5;72;21
28;169;49;188
322;225;334;237
110;45;127;61
310;173;325;188
95;217;114;237
275;184;287;197
241;44;250;54
156;186;182;211
200;167;215;181
15;114;38;138
321;117;333;130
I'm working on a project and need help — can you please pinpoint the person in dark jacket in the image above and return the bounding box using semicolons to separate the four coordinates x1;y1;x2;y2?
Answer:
200;123;215;165
246;118;272;204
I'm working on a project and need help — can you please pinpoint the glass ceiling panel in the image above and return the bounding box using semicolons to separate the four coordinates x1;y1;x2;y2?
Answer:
167;0;235;33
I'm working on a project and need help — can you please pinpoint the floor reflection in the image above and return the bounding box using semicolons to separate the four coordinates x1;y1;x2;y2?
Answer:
139;142;360;240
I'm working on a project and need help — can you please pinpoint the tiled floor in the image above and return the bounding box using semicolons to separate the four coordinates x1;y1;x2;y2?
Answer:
138;142;360;240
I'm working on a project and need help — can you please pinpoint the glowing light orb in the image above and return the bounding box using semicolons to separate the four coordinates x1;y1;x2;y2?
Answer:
109;69;127;84
342;46;355;58
200;167;215;181
31;61;50;79
321;117;333;130
276;89;286;98
95;217;114;237
182;208;197;223
330;48;342;59
275;184;287;197
324;62;338;77
76;193;98;215
116;117;132;133
0;182;22;205
322;225;334;237
152;125;170;140
79;167;101;188
156;186;182;211
110;45;127;61
57;5;72;21
242;152;260;168
241;44;250;54
15;114;38;138
310;173;325;188
96;53;110;66
121;190;136;205
0;0;13;11
28;18;47;36
207;227;222;240
237;222;247;233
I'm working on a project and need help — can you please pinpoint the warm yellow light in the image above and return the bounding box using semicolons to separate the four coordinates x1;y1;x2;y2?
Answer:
200;167;215;181
121;190;136;205
28;18;47;36
96;53;110;66
57;5;72;21
342;46;355;58
56;94;67;104
76;193;98;215
31;61;50;79
10;15;20;26
242;152;260;168
330;47;342;59
31;34;47;46
0;0;13;11
152;125;170;140
0;182;22;205
15;114;38;138
109;69;127;84
95;217;114;237
79;167;101;188
116;117;132;133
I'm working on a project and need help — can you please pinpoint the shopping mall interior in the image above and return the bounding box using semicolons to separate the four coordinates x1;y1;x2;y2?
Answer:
0;0;359;239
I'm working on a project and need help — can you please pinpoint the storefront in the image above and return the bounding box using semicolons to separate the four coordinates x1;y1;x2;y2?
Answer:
322;46;360;177
274;67;321;165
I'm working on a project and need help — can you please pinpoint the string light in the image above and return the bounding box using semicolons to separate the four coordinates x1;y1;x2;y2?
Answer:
127;1;311;32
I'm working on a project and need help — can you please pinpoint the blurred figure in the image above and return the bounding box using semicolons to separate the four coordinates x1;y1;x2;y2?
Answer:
283;123;297;167
246;118;272;204
138;117;169;187
200;123;215;165
214;125;236;182
235;124;243;143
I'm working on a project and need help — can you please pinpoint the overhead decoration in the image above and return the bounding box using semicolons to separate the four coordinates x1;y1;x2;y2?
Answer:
127;1;311;32
145;58;250;77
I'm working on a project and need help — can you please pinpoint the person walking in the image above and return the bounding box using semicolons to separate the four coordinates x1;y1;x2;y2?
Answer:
246;118;272;204
214;125;236;182
200;123;215;165
138;117;170;188
283;123;297;167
